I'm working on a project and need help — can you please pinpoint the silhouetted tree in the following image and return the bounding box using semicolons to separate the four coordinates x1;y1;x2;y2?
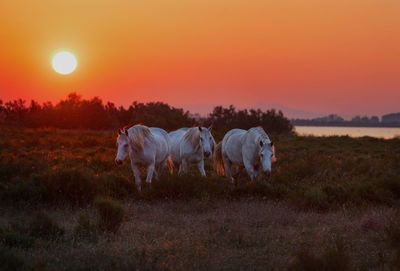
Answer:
206;105;293;134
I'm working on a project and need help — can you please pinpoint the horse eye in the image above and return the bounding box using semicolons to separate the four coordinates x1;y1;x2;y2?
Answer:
260;153;264;157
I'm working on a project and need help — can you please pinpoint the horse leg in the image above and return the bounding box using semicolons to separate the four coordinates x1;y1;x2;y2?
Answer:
145;163;155;184
254;168;261;181
157;159;168;178
130;162;142;191
197;159;206;177
244;159;256;182
222;155;234;184
233;165;244;179
180;159;188;174
153;166;160;180
178;163;183;175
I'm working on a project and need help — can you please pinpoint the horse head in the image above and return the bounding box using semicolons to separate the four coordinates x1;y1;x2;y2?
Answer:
115;128;129;165
199;126;214;158
258;138;276;176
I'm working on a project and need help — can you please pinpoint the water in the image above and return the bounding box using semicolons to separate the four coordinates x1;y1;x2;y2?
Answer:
294;126;400;139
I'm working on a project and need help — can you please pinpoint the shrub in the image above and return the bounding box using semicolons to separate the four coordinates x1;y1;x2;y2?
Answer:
381;177;400;198
323;184;348;206
289;248;324;271
290;187;329;211
321;236;350;270
40;168;99;205
29;211;65;239
102;174;139;199
0;229;35;249
385;213;400;248
1;181;41;203
0;247;31;271
147;173;225;200
289;238;350;271
74;214;98;240
94;197;125;233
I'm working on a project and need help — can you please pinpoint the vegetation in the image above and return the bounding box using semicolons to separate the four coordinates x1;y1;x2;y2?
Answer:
0;127;400;269
206;105;293;134
94;197;125;233
1;128;399;208
0;93;294;134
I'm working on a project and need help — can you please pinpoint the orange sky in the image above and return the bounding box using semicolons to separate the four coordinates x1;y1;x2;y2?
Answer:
0;0;399;117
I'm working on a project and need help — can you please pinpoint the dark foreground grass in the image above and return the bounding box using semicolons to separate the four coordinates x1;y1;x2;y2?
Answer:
0;128;400;269
0;200;399;270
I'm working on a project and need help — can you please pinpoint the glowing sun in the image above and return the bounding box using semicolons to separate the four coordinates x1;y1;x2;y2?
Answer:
52;51;77;74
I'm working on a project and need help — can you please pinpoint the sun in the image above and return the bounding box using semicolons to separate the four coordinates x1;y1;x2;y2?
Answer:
52;51;77;75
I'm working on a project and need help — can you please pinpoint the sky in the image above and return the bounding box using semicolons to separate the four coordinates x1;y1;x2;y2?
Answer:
0;0;399;117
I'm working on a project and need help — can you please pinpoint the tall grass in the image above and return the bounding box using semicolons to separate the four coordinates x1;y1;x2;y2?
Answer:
1;128;400;210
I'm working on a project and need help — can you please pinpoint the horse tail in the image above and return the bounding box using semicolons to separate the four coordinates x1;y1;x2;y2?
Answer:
213;142;225;176
166;155;174;174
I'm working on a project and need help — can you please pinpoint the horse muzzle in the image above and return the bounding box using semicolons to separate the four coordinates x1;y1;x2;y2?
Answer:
204;151;211;158
115;159;123;166
264;170;271;177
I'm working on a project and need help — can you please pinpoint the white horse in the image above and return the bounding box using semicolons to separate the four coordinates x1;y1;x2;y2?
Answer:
169;127;215;176
115;125;173;190
214;127;277;183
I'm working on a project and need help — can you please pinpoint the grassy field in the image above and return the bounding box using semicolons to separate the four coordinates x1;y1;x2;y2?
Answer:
1;128;400;270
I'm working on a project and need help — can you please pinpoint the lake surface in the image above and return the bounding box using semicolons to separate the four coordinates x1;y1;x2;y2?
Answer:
294;126;400;139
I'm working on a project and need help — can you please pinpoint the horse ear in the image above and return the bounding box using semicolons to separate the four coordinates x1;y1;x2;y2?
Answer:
198;127;202;132
208;124;213;131
118;129;122;135
272;145;277;162
259;140;263;147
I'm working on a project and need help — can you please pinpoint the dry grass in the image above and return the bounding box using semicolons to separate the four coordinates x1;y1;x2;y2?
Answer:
0;200;397;270
1;128;400;269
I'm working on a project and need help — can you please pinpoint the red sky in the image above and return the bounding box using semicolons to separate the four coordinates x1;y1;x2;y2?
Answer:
0;0;399;117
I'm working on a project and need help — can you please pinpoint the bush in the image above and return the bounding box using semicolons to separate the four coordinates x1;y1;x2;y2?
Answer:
0;229;35;249
102;174;139;199
385;214;400;248
74;214;98;241
0;247;31;271
289;248;324;271
40;168;99;205
1;181;41;203
94;197;125;233
381;177;400;198
147;173;225;200
289;187;329;211
289;237;350;271
29;211;65;239
322;236;350;270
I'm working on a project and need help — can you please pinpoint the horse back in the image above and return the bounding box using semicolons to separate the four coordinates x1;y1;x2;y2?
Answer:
222;129;247;165
149;127;170;163
168;128;188;163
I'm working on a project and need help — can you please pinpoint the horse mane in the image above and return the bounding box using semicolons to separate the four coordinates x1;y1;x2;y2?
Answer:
183;127;201;148
251;126;277;161
128;125;153;152
254;126;267;136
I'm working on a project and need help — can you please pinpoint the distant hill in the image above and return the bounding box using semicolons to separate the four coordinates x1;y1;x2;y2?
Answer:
382;112;400;123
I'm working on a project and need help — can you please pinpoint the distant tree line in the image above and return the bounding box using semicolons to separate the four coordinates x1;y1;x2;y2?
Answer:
292;113;400;127
204;105;293;134
0;93;293;134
